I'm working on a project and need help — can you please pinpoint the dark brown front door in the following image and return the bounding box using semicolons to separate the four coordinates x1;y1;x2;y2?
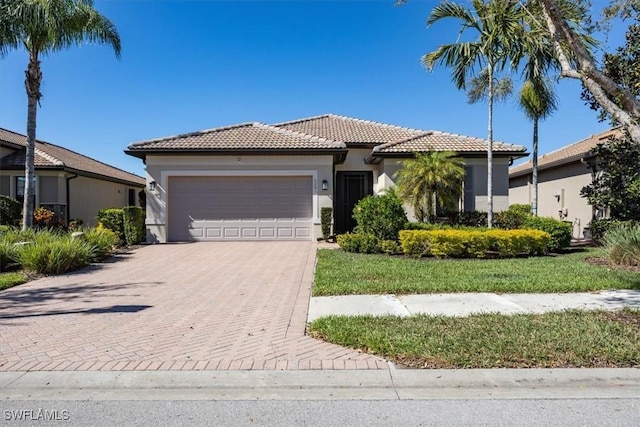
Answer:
335;171;373;234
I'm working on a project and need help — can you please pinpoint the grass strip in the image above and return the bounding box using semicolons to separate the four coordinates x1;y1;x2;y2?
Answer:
314;248;640;295
0;272;27;291
308;309;640;368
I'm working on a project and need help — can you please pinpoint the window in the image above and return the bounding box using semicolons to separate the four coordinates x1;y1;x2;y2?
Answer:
128;189;136;206
16;176;36;206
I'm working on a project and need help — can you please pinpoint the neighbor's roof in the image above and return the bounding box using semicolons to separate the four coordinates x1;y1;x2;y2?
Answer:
371;131;527;155
274;114;424;146
0;128;145;186
126;122;347;155
509;128;620;178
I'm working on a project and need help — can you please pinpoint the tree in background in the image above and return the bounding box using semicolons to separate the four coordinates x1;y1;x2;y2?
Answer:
0;0;120;229
394;151;465;223
422;0;524;227
581;134;640;221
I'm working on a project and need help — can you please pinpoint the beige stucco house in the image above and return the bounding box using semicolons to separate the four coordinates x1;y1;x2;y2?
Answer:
1;128;145;226
509;128;618;239
126;114;527;243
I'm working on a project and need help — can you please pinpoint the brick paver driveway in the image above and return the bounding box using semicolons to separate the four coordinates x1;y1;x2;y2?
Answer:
0;242;386;371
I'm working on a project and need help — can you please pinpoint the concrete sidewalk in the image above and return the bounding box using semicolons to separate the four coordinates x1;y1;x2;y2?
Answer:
2;368;639;400
308;290;640;322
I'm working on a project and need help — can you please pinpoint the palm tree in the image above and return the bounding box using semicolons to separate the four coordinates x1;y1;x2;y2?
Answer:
423;0;524;227
0;0;120;229
394;151;465;223
519;78;558;216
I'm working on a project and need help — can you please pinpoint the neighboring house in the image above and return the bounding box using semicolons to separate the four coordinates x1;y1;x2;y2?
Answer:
1;128;145;226
509;128;618;239
126;114;527;242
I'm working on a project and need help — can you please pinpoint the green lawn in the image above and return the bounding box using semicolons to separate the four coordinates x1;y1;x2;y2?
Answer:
0;272;27;291
313;247;640;295
308;309;640;368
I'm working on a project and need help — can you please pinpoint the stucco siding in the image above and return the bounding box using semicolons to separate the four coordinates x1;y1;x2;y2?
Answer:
145;155;334;243
68;175;139;226
509;161;594;238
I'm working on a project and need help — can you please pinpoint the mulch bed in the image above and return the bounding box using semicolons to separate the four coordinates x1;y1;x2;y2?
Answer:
585;256;640;273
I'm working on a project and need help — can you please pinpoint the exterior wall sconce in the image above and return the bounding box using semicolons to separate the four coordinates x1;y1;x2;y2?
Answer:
149;181;156;191
321;180;328;191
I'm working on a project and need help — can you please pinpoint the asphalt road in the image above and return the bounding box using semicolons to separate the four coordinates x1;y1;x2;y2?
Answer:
2;399;639;426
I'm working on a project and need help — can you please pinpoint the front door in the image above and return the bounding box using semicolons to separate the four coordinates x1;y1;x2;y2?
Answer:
335;171;373;234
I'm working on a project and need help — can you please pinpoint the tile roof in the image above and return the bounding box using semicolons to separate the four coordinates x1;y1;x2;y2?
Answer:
274;114;424;145
372;131;527;155
127;122;347;152
0;128;145;186
509;128;620;177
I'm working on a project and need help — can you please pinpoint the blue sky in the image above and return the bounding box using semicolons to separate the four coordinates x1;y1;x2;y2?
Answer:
0;0;622;178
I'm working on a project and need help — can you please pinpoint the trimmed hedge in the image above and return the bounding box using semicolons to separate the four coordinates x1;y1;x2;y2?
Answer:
398;229;550;258
321;207;333;241
522;216;571;252
353;194;407;241
336;233;380;254
123;206;145;245
97;208;124;243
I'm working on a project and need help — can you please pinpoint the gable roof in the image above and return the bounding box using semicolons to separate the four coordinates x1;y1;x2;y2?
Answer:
126;122;347;155
371;130;527;156
0;128;145;186
274;114;424;146
509;128;620;178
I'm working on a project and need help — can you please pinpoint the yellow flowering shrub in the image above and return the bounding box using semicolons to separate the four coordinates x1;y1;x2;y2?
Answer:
399;228;550;258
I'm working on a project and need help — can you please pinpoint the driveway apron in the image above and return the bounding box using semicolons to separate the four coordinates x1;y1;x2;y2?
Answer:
0;242;386;371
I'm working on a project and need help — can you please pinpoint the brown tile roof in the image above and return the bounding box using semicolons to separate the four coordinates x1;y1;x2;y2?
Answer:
274;114;424;146
509;128;620;177
372;131;527;155
126;122;347;152
0;128;145;186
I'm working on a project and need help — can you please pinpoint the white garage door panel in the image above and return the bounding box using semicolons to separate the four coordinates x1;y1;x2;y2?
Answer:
168;176;313;241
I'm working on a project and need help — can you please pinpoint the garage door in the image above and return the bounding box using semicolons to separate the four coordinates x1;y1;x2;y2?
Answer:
167;176;313;241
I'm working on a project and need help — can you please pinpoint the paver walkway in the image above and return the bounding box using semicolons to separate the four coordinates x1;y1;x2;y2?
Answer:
0;242;386;372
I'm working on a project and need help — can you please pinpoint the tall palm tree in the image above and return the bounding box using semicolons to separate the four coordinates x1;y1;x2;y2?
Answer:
0;0;120;229
519;78;558;216
394;151;465;223
423;0;524;227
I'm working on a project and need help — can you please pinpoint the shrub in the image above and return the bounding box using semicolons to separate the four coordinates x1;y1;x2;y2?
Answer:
399;229;549;258
18;236;95;275
84;227;120;261
68;218;84;231
33;207;64;229
508;204;533;216
380;239;401;255
320;207;333;241
522;216;572;252
0;241;20;271
588;218;639;245
444;211;487;227
0;196;21;226
336;233;380;254
352;194;407;241
494;210;528;230
97;208;124;241
123;206;145;245
604;225;640;266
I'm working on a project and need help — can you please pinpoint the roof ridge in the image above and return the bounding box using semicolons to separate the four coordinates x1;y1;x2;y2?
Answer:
271;114;332;127
34;146;64;166
430;129;521;148
325;114;426;134
372;131;433;152
128;123;256;148
257;123;346;147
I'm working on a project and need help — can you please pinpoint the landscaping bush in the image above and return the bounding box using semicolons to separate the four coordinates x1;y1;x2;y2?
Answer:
380;239;401;255
123;206;145;245
0;195;21;226
588;218;639;245
494;210;528;230
97;208;125;242
84;226;120;260
444;210;487;227
16;231;96;275
522;216;572;252
68;218;84;231
33;207;65;229
604;224;640;266
336;233;380;254
352;194;407;241
321;207;333;241
398;229;549;258
508;203;533;216
0;240;20;271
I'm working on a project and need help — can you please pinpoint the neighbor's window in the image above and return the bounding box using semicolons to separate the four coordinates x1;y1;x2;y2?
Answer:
16;176;36;206
128;188;136;206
